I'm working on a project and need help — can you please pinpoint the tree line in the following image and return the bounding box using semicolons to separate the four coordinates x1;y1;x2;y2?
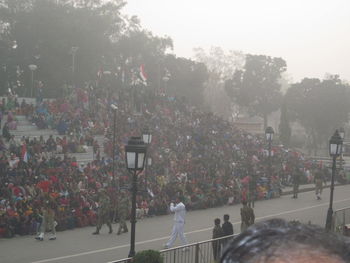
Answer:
1;0;349;154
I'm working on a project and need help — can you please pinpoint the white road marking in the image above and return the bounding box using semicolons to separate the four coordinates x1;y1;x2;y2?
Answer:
30;197;350;263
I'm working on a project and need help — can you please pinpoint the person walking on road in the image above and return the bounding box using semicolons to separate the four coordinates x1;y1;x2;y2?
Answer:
164;196;188;249
92;189;113;235
35;194;57;241
292;167;301;199
314;168;325;200
240;201;255;232
117;192;129;235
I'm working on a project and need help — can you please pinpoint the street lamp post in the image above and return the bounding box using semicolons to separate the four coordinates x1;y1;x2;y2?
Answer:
125;137;147;258
325;130;343;231
142;127;152;191
111;104;118;188
339;127;345;170
71;46;79;88
265;126;274;179
28;64;37;97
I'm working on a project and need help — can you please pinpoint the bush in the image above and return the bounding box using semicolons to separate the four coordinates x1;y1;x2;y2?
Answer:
133;250;163;263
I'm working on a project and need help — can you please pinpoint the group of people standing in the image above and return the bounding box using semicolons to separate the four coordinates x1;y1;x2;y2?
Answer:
91;189;129;236
211;201;255;261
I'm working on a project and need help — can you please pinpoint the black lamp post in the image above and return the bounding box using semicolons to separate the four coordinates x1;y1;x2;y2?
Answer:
265;126;274;180
111;104;118;188
125;137;147;257
28;64;37;97
142;127;152;191
71;46;79;88
325;130;343;231
339;127;345;170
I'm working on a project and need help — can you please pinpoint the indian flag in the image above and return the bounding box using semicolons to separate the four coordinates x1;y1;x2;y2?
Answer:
139;65;147;85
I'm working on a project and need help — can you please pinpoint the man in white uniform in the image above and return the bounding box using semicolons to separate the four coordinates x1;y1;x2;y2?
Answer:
164;196;188;249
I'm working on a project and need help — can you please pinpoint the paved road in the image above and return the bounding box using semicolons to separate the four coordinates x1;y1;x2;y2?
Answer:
1;185;350;263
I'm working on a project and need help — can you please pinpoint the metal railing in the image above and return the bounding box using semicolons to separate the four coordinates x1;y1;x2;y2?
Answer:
332;206;350;234
111;235;235;263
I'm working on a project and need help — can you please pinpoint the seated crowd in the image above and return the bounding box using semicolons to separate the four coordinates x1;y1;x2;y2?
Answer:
0;87;318;238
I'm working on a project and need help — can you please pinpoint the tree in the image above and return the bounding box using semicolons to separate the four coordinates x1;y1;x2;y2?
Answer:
225;54;287;128
279;100;291;147
133;250;163;263
285;75;350;154
194;46;244;117
164;54;208;107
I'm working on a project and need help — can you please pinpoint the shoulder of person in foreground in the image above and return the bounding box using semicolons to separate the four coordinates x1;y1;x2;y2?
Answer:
220;218;350;263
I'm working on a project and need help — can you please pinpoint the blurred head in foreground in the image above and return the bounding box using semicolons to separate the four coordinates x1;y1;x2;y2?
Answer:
221;218;350;263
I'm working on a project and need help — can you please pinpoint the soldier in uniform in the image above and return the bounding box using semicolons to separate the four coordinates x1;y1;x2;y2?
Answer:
35;194;57;241
314;167;324;200
292;167;301;199
248;174;257;208
240;201;255;232
92;189;113;234
117;191;129;235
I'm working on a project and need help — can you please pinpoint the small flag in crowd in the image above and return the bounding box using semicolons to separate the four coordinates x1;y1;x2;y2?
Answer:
21;143;28;163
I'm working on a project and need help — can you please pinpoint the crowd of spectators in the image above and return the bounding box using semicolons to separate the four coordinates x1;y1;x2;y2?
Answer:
0;86;319;238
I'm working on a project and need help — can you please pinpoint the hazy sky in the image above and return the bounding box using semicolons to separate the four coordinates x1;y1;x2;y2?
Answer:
123;0;350;82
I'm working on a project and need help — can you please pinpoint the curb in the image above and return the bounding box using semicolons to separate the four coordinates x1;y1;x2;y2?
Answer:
282;183;344;196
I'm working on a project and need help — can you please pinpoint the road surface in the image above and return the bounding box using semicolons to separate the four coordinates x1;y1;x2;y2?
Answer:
1;185;349;263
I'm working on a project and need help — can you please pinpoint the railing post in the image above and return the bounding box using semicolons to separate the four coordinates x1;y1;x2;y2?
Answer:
195;243;200;263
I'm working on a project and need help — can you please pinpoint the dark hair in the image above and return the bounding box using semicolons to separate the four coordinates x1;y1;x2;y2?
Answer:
221;218;350;263
224;214;230;221
177;195;185;202
215;218;221;225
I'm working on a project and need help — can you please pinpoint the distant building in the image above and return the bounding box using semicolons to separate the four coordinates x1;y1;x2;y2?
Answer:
233;116;264;135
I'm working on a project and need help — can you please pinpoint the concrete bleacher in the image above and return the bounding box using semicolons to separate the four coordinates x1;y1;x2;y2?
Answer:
1;96;106;164
12;115;59;139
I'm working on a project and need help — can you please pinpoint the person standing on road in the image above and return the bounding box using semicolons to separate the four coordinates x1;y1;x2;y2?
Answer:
117;191;129;235
212;218;224;262
222;214;234;236
240;201;255;232
314;168;324;200
292;167;301;199
92;189;113;235
164;196;188;249
222;214;234;247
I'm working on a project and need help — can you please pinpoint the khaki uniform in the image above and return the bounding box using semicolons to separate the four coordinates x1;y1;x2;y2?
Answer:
93;192;112;234
117;196;129;235
314;169;324;199
292;169;301;198
240;205;255;232
36;196;57;240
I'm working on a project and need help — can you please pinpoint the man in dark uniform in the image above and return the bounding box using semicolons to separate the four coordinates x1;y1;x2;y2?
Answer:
117;191;129;235
222;214;234;236
212;218;224;262
92;189;113;234
240;201;255;232
222;214;234;247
